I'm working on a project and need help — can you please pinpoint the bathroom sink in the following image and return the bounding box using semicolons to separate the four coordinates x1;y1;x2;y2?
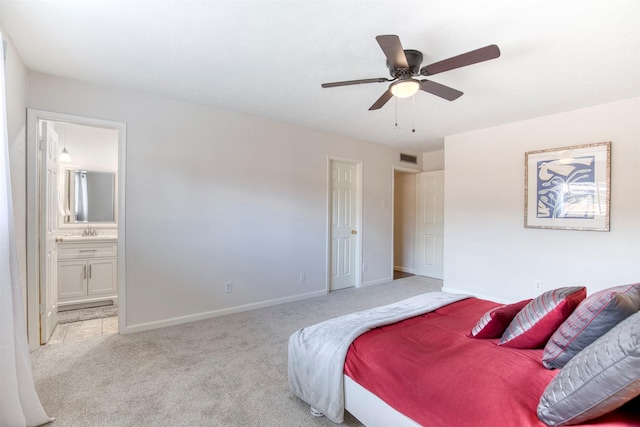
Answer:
60;235;118;242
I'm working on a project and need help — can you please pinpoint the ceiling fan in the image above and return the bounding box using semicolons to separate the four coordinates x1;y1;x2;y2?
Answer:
321;35;500;110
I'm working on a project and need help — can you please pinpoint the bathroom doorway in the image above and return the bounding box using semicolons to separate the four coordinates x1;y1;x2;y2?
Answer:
26;110;126;351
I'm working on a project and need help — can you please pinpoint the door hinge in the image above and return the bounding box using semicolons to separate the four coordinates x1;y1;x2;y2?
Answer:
38;139;46;151
39;304;46;315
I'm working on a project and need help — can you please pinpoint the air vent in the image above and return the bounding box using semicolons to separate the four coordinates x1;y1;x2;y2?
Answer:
400;153;418;164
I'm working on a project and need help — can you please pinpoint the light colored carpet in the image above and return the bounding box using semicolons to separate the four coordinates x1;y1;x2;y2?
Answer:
32;276;443;426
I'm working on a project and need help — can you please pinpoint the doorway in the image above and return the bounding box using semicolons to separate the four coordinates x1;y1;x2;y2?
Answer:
393;168;418;280
26;110;126;351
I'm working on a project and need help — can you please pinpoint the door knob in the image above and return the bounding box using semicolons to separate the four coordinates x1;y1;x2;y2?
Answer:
351;230;357;234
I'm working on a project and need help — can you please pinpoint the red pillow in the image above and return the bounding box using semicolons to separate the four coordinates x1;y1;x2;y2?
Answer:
469;299;532;339
499;287;586;349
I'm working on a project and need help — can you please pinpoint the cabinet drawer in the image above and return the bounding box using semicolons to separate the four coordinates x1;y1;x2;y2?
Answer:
58;242;117;259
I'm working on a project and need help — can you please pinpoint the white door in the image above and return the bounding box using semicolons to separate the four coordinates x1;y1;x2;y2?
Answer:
330;161;357;290
415;171;444;279
40;121;59;343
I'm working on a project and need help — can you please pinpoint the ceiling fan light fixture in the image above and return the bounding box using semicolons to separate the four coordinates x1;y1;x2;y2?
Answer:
390;79;420;98
321;35;500;111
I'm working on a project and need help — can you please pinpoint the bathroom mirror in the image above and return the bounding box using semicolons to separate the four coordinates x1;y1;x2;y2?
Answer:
63;168;116;223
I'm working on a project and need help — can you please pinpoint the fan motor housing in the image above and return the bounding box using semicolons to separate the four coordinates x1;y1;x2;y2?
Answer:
387;49;423;77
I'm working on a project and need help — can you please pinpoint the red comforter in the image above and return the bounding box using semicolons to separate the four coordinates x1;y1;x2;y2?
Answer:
344;297;638;427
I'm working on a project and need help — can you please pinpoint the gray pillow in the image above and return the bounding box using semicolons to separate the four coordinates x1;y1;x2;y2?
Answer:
543;283;640;369
537;311;640;426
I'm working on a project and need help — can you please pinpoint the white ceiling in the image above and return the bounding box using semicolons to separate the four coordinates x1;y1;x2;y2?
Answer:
1;0;639;152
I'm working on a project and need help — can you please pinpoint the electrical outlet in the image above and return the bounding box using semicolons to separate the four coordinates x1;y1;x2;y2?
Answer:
362;262;368;272
534;280;543;291
299;273;306;283
225;281;233;293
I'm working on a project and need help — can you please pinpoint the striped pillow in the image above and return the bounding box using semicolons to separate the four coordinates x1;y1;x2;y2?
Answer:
542;283;640;369
499;287;586;349
470;299;532;339
537;311;640;426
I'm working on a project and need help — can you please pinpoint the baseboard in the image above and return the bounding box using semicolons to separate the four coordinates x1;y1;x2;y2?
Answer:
393;266;415;274
58;299;115;311
59;296;117;309
442;287;511;304
123;289;328;334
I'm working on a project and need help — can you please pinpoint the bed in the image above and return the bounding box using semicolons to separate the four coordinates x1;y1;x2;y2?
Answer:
288;289;640;427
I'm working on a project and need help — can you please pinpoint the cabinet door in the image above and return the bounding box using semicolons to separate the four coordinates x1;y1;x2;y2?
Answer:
87;259;117;296
58;260;87;300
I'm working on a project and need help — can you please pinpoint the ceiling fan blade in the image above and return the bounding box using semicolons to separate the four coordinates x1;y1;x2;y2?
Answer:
420;80;463;101
369;89;394;110
376;35;409;70
420;44;500;76
321;77;390;88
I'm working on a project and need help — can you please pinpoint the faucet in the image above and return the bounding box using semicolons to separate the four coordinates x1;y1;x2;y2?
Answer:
82;225;98;237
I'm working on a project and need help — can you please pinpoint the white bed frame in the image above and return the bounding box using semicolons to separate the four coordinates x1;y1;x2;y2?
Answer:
343;375;420;427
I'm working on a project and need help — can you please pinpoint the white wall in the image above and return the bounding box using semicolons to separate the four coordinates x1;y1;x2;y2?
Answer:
444;98;640;303
422;149;444;171
25;72;419;330
1;28;28;313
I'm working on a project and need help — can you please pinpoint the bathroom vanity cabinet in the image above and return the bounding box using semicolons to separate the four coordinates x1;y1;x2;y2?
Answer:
57;240;117;307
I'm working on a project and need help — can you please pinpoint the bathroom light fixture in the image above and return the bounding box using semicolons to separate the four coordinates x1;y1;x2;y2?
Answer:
59;147;71;163
59;123;71;163
389;78;421;98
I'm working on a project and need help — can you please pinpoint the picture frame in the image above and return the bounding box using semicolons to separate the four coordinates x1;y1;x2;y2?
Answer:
524;141;610;231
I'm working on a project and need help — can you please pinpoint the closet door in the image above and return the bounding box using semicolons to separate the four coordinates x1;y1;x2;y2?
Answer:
415;171;444;279
330;161;358;290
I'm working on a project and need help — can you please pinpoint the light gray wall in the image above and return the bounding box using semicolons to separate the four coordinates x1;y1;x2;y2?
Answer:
444;98;640;302
26;72;419;330
2;28;28;313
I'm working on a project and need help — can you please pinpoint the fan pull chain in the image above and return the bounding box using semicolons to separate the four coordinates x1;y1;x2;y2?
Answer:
412;95;416;133
394;97;398;128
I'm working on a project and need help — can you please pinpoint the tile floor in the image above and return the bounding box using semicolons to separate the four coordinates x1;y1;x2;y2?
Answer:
47;316;118;345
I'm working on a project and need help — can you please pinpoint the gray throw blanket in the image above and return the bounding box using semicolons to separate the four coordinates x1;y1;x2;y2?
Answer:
288;292;470;423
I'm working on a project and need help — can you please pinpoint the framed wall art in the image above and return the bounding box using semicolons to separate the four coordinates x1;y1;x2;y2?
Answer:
524;141;610;231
